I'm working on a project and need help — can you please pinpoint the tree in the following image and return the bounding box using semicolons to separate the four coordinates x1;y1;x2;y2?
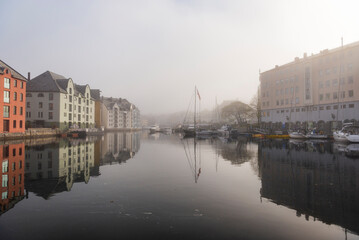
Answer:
249;91;261;125
221;101;253;125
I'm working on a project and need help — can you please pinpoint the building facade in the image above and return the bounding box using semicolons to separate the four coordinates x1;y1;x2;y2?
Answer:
0;60;27;133
260;41;359;129
101;97;140;130
26;71;95;130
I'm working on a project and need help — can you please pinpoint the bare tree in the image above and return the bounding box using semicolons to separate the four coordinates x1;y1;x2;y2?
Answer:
249;91;261;125
221;101;253;125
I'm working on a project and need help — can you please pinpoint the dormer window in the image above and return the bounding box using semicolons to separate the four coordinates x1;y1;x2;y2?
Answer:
69;88;72;94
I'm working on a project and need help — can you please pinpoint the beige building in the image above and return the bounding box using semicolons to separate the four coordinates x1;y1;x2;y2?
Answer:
260;41;359;129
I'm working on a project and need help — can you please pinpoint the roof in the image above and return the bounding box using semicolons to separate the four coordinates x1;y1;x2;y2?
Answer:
27;71;68;93
91;89;101;100
0;59;27;81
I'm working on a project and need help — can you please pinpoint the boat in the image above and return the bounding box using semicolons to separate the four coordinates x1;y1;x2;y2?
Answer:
149;125;160;134
182;86;201;138
333;123;359;143
345;144;359;157
160;127;172;134
217;125;230;137
288;130;306;139
305;128;328;139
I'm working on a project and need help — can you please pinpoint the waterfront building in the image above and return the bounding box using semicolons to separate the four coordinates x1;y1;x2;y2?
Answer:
260;41;359;129
26;71;95;130
101;97;140;130
0;60;27;133
0;143;25;215
91;89;102;128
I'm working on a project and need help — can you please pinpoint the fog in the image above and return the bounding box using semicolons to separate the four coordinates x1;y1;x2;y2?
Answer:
1;0;359;115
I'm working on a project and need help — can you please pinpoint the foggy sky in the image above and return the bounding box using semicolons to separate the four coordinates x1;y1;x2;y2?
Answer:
1;0;359;114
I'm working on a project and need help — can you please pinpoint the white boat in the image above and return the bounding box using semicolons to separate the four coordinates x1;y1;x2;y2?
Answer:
288;131;306;139
305;129;328;139
217;125;230;137
345;144;359;157
149;125;160;134
333;123;359;143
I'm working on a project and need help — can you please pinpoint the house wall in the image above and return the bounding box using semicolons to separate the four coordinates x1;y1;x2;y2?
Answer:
0;70;26;133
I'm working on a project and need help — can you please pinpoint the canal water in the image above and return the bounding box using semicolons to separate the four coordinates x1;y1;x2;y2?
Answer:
0;132;358;240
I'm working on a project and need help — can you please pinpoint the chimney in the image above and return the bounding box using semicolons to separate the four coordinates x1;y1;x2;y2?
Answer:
28;72;31;81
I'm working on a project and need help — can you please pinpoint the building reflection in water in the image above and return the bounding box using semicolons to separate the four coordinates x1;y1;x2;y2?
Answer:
24;138;96;199
258;139;359;235
97;132;140;166
0;143;25;215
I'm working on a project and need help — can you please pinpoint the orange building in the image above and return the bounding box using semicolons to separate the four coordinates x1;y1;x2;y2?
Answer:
0;60;27;133
0;143;25;215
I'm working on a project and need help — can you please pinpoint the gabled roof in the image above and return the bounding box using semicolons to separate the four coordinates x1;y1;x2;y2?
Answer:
75;84;87;96
27;71;68;93
0;59;27;81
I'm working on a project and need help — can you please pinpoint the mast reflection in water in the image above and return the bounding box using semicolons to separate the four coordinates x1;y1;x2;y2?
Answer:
258;139;359;236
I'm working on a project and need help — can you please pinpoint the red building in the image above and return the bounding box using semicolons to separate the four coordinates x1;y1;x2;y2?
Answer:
0;143;25;215
0;60;27;133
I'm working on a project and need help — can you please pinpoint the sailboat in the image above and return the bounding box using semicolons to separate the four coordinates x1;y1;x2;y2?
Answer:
183;86;201;138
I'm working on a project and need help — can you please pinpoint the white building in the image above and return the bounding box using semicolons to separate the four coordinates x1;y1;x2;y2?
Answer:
101;97;140;130
26;71;95;130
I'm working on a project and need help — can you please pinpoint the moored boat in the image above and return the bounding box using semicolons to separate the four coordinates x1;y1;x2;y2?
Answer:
305;129;328;139
333;123;359;143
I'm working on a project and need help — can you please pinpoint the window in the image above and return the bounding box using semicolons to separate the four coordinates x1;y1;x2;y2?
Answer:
20;121;23;128
26;112;31;118
20;81;24;89
326;106;331;110
69;113;72;120
333;105;338;110
332;79;338;87
39;102;43;108
2;175;8;187
49;112;53;119
4;91;10;103
20;107;23;115
349;90;354;97
49;103;53;110
14;79;17;87
342;104;346;109
26;93;32;97
295;97;299;104
13;120;16;128
3;106;9;118
78;98;81;104
20;93;23;101
319;81;323;88
13;106;17;115
69;104;72;111
348;76;354;84
14;92;17;101
38;93;44;97
64;103;67;109
49;93;53;100
69;88;72;94
349;104;355;108
296;108;300;112
69;95;72;102
325;93;330;100
4;78;10;89
319;106;324;110
319;94;323;101
27;102;30;108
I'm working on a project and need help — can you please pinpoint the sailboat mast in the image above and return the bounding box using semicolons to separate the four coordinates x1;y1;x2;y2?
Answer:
194;86;197;132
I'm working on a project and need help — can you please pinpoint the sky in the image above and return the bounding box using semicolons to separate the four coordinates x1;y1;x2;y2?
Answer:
1;0;359;114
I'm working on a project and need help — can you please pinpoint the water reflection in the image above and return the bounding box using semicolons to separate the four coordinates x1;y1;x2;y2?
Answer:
258;139;359;235
98;132;141;166
24;138;96;199
0;143;25;216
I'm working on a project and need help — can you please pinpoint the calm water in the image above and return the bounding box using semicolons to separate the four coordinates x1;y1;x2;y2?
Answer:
0;132;358;240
